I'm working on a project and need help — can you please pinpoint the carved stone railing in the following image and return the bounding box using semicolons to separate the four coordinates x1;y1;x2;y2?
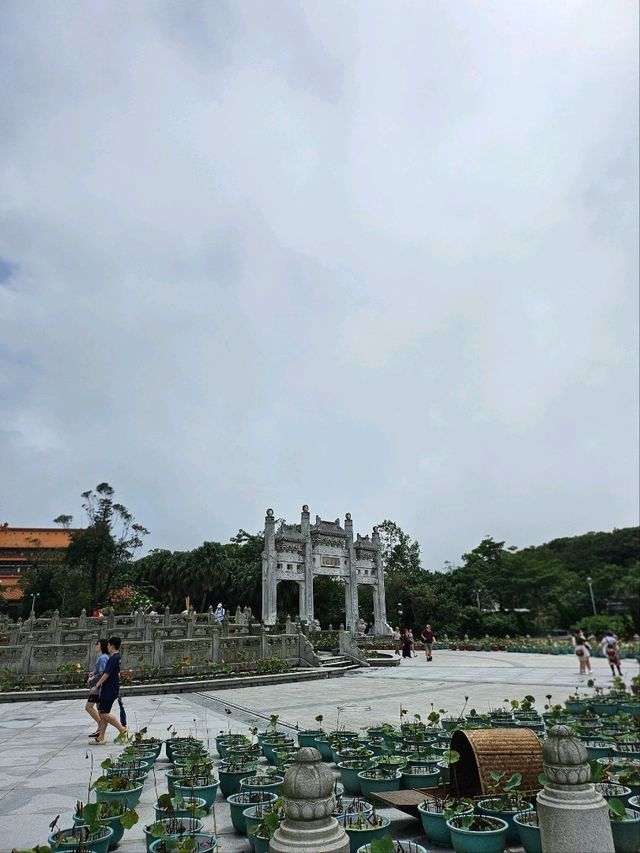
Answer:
0;619;324;676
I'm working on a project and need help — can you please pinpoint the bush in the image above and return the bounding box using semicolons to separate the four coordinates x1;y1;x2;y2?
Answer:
572;614;634;640
480;613;521;637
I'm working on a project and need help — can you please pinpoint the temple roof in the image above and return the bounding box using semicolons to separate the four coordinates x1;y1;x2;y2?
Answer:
275;524;305;542
355;534;377;550
311;517;347;537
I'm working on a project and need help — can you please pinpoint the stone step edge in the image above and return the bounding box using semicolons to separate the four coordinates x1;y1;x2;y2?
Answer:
0;664;362;703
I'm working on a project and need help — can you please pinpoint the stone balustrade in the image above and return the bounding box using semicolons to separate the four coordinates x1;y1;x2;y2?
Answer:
0;606;322;676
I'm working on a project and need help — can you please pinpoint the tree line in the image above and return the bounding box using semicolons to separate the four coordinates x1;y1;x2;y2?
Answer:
11;483;639;636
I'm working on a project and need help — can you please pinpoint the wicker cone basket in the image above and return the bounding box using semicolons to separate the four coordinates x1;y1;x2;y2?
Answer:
449;728;543;797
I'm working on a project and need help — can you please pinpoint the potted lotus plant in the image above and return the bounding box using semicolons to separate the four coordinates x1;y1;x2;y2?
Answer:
608;797;640;853
47;814;114;853
336;810;391;853
356;837;428;853
446;814;509;853
417;796;474;847
143;816;203;852
476;771;534;842
73;800;138;850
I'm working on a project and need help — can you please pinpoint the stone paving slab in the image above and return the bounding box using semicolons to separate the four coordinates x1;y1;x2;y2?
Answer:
0;651;634;851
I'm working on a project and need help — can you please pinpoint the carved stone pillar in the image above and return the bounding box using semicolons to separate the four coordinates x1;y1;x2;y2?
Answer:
269;747;349;853
537;724;614;852
262;508;278;625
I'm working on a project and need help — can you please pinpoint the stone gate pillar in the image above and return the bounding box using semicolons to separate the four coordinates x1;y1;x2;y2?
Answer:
301;505;314;623
262;508;278;625
344;513;358;634
372;526;392;635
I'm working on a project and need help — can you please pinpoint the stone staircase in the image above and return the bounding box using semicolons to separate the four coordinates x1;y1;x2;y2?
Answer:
318;653;361;671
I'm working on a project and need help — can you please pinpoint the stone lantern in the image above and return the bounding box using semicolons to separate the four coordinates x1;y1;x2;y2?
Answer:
269;747;350;853
537;724;614;852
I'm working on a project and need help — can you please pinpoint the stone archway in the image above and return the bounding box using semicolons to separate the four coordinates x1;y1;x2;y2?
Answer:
261;506;392;636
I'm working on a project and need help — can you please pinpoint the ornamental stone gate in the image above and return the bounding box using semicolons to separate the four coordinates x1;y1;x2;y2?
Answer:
261;506;393;636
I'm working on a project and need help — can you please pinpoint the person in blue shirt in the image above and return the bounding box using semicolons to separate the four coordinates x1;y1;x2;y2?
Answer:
85;639;109;738
88;636;128;744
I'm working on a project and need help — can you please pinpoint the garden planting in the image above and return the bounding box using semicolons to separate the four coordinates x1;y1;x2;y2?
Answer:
11;677;640;853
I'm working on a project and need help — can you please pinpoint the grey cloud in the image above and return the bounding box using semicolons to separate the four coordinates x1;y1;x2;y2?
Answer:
0;0;637;568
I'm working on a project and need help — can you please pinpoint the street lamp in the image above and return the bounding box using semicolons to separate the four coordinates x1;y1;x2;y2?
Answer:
30;592;40;615
397;602;403;627
474;589;481;612
586;577;597;616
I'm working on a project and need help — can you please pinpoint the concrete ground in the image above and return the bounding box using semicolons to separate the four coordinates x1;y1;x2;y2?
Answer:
0;650;635;852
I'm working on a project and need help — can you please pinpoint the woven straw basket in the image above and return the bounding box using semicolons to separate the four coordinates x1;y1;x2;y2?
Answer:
449;728;543;797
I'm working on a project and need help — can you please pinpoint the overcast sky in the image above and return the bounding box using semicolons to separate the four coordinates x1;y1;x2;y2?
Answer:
0;0;638;570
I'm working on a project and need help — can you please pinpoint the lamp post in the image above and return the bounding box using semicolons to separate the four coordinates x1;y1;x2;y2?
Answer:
474;589;481;612
397;602;403;628
586;577;597;616
30;592;40;616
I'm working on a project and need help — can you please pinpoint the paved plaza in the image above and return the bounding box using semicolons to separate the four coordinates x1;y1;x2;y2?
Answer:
0;650;635;852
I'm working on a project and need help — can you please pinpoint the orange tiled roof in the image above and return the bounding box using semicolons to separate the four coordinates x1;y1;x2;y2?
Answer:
0;527;77;549
1;578;23;601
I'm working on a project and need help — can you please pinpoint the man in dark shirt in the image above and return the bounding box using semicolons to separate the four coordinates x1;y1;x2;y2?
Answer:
88;635;128;744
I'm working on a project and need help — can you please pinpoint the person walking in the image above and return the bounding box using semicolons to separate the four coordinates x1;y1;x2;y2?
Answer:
392;627;401;656
85;639;109;737
88;636;128;744
573;629;591;674
601;631;623;677
401;628;413;659
421;624;435;661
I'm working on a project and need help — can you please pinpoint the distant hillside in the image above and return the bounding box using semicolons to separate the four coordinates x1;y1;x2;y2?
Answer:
541;526;639;574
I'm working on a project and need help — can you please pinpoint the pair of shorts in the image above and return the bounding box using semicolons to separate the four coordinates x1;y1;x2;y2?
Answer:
86;693;100;704
98;694;117;714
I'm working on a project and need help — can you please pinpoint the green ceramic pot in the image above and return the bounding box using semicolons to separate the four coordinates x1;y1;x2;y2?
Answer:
514;811;542;853
610;811;640;853
338;761;368;794
218;764;258;798
95;782;144;810
297;729;324;748
401;765;440;790
174;780;219;811
153;796;207;820
357;769;401;798
477;797;534;843
148;833;216;853
166;738;204;762
446;815;509;853
314;737;334;761
226;791;277;834
239;773;284;798
247;830;271;853
336;815;391;853
48;825;113;853
143;817;203;852
417;800;474;847
356;843;428;853
72;812;124;850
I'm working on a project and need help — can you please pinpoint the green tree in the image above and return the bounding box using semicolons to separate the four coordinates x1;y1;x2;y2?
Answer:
59;482;149;609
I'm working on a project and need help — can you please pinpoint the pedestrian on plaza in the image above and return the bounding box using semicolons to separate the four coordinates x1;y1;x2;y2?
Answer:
88;636;128;744
215;603;225;624
392;627;401;656
601;631;623;677
85;639;109;737
401;628;413;659
421;624;435;661
572;629;591;674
